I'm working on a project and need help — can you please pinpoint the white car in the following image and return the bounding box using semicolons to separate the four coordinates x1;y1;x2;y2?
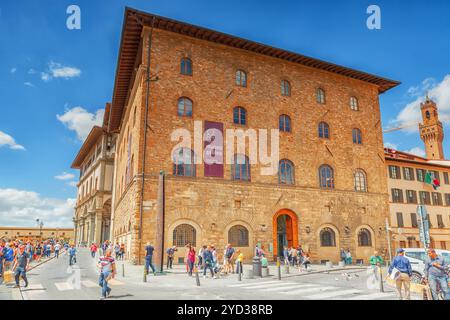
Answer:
402;248;450;283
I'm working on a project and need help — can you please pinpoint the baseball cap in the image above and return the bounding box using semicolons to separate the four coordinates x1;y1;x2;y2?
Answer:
397;248;405;254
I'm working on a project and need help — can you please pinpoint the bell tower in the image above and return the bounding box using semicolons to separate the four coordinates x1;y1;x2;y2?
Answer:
419;95;444;160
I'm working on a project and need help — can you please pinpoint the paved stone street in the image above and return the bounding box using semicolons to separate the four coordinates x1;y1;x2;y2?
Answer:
0;249;421;300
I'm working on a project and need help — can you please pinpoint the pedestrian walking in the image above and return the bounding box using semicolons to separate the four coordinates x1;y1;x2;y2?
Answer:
3;243;14;272
97;249;116;299
369;250;384;280
12;245;28;288
145;242;156;275
302;253;311;271
283;247;289;265
187;245;196;276
90;243;98;258
340;248;346;263
68;244;77;266
202;245;216;279
54;242;61;259
224;244;235;274
166;246;177;269
235;249;244;274
119;243;125;260
0;239;6;278
388;248;412;300
425;248;449;300
198;245;205;269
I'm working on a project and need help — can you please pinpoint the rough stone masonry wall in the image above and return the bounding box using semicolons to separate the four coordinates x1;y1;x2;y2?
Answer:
113;27;390;264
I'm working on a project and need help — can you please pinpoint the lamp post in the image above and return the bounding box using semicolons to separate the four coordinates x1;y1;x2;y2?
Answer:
36;218;44;240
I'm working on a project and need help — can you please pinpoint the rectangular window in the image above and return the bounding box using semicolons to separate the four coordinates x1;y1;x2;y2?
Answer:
396;212;404;228
406;190;418;204
403;167;415;181
432;192;443;206
444;172;450;185
391;189;404;203
431;171;440;181
419;191;431;205
416;169;425;182
427;214;433;228
410;213;418;228
446;194;450;206
437;215;445;228
389;166;401;179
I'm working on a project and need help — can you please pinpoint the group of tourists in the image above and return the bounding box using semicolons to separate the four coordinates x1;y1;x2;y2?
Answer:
0;238;69;288
340;248;353;265
89;241;126;260
282;245;311;270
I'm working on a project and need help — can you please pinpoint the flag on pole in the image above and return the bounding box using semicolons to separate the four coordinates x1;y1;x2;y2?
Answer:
424;171;440;190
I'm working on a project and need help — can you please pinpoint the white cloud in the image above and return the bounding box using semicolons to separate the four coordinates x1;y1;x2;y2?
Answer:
10;68;17;74
0;131;25;151
28;68;37;74
0;188;75;228
68;181;78;187
404;147;426;158
41;61;81;82
57;106;104;141
24;82;35;88
55;172;75;181
392;75;450;133
384;142;398;150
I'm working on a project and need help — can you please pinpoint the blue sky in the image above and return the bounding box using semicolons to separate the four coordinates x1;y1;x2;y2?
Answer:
1;0;450;227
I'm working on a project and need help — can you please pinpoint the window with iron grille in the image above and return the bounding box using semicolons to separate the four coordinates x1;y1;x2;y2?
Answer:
173;224;196;247
416;169;425;182
403;167;415;181
358;228;372;247
180;57;192;75
432;192;443;206
350;96;359;111
411;213;418;228
316;88;326;104
320;228;336;247
406;190;417;204
396;212;404;228
419;191;431;205
228;225;249;247
392;189;403;203
389;166;401;179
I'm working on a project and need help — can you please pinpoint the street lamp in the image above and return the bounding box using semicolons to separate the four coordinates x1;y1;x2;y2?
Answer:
36;218;44;240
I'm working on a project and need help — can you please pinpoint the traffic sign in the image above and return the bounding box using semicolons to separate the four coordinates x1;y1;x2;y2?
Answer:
417;205;430;248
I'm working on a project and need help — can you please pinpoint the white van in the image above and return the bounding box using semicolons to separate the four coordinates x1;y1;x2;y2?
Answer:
402;248;450;283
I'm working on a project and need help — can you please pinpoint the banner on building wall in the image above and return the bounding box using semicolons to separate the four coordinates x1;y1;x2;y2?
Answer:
204;121;224;178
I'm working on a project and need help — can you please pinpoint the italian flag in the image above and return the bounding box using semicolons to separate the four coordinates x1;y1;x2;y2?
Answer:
425;171;440;190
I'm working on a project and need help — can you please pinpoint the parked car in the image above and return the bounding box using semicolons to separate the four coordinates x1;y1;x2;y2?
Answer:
402;248;450;283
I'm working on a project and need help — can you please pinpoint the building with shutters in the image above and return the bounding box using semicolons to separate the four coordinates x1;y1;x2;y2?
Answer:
386;97;450;251
108;8;400;264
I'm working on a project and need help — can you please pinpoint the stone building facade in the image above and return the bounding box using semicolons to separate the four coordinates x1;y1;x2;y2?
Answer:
72;104;116;246
108;8;400;264
386;97;450;251
0;227;74;242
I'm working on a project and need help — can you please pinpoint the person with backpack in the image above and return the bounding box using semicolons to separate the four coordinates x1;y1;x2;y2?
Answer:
12;245;28;288
202;245;216;279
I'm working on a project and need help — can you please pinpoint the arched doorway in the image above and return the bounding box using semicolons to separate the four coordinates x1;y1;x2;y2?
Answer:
273;209;298;259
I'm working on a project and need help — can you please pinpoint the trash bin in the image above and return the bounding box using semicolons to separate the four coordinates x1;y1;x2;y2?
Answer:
253;256;262;277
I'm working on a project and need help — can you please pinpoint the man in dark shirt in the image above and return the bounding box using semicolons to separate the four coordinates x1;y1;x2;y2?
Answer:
145;242;156;275
12;245;28;288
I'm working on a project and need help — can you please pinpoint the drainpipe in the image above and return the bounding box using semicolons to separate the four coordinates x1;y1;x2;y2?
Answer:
138;18;155;265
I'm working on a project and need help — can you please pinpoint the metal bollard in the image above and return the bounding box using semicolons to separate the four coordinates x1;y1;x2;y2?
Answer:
195;267;201;286
122;263;125;277
143;266;147;283
379;266;384;292
238;261;242;281
277;257;281;280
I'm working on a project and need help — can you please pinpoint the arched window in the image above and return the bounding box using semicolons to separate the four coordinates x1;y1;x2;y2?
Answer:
228;225;249;247
233;107;247;125
173;224;196;247
354;169;367;192
316;88;325;104
319;165;334;189
350;97;359;111
352;128;362;144
236;70;247;87
281;80;291;96
279;115;291;132
318;122;330;139
320;227;336;247
173;148;196;177
177;97;193;117
358;228;372;247
279;159;294;185
232;154;250;181
180;57;192;75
